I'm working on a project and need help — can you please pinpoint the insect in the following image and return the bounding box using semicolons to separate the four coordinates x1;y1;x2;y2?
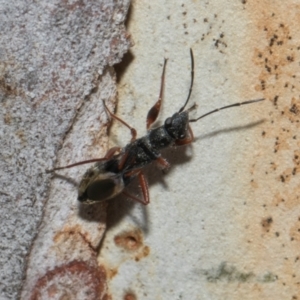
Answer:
47;49;264;205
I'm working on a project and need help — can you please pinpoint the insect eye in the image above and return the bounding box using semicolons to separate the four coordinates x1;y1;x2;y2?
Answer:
165;117;172;127
86;179;115;201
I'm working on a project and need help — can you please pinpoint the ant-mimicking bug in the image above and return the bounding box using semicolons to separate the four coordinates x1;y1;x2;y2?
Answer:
47;49;264;205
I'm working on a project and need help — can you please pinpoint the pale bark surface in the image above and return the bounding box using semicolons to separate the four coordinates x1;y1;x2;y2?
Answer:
99;1;300;299
0;1;130;299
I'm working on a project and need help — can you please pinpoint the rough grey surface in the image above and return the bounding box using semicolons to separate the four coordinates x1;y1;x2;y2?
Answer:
0;0;130;298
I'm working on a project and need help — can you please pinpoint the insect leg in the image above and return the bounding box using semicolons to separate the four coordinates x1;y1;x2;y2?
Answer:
138;171;150;205
146;58;168;130
122;190;147;205
103;101;137;142
46;146;121;172
117;150;130;171
175;125;194;146
122;171;150;205
155;156;170;170
104;146;122;159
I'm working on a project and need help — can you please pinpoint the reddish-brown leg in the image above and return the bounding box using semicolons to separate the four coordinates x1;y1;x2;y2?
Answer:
138;171;150;205
117;150;130;171
146;58;168;130
155;156;170;170
103;101;137;142
46;146;121;172
175;125;194;146
122;170;150;205
122;191;146;205
123;168;142;179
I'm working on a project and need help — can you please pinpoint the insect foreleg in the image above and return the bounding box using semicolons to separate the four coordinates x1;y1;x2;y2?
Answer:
103;100;137;142
175;125;194;146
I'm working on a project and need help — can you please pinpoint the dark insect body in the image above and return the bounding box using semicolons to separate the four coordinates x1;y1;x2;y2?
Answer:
47;49;264;205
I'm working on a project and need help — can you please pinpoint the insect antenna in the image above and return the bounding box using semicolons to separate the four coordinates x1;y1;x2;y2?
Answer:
189;98;265;123
178;48;194;113
46;158;110;173
46;147;121;173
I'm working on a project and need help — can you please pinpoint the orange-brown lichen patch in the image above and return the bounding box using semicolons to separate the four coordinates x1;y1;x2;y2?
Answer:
30;261;108;300
271;191;300;211
134;245;150;262
102;293;112;300
114;229;150;262
228;1;300;298
52;225;97;260
274;255;300;295
114;229;144;252
54;225;90;246
123;291;137;300
253;23;293;74
106;267;118;280
243;1;300;209
271;192;286;208
253;18;298;95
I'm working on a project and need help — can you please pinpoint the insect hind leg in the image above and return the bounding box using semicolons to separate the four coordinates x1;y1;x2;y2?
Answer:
146;58;168;130
123;170;150;205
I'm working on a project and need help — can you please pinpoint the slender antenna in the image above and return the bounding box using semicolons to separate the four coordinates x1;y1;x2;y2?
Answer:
179;48;194;113
189;98;265;123
46;158;110;173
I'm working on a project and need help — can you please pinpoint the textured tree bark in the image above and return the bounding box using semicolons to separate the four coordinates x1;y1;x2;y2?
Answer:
0;1;131;299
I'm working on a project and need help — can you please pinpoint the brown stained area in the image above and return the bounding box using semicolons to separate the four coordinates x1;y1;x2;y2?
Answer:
103;294;112;300
31;221;109;299
30;261;108;300
135;245;150;262
114;229;143;252
261;217;273;233
53;225;97;258
272;190;300;211
124;291;137;300
106;267;118;280
233;1;300;298
114;228;150;261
